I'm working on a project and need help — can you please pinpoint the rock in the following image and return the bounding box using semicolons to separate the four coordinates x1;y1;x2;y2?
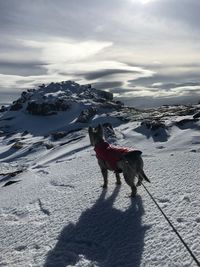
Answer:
0;130;5;136
0;105;8;112
3;180;21;187
175;118;199;127
51;131;68;140
141;120;166;130
27;100;69;115
103;123;116;141
44;143;54;149
193;111;200;119
12;142;24;149
76;107;97;123
96;89;113;100
21;130;29;136
10;101;23;111
115;100;124;106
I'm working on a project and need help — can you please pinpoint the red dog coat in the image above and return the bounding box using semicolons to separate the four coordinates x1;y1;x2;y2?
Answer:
94;141;141;172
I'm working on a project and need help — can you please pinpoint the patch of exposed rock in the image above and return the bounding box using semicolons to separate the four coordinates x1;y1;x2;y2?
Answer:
26;100;69;115
76;107;97;123
141;120;166;130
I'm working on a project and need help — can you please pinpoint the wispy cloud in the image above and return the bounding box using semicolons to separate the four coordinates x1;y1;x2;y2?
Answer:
0;0;200;106
0;38;155;92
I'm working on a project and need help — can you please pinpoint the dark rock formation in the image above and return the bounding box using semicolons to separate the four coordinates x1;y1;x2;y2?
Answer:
193;111;200;119
26;100;69;115
12;142;24;149
10;101;23;111
0;106;8;112
51;131;68;140
141;120;166;130
76;107;97;123
175;118;199;127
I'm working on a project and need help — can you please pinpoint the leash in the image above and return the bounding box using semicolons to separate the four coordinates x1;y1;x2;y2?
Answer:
142;182;200;267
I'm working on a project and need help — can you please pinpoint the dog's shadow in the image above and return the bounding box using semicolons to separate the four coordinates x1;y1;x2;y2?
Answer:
44;187;148;267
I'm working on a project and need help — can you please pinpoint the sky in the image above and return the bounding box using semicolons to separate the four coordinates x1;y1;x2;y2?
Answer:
0;0;200;107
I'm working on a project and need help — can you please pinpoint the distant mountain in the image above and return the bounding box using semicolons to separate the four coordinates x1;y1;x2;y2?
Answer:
0;80;199;139
0;81;125;136
4;80;121;115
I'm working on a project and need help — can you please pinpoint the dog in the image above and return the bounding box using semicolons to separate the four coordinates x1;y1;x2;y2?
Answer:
88;124;150;197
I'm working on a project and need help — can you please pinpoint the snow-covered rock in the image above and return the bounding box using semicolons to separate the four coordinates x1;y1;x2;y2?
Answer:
0;81;123;137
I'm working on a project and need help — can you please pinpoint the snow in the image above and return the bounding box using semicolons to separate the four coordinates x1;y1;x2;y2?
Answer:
0;84;200;266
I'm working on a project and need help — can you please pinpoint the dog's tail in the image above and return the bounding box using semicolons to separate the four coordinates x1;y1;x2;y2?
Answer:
140;169;151;183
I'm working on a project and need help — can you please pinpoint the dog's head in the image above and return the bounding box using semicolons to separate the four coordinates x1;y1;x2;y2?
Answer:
88;124;104;146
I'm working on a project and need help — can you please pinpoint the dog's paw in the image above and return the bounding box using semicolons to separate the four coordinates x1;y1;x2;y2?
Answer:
131;193;137;198
102;184;108;189
125;193;137;198
131;187;137;197
115;181;122;186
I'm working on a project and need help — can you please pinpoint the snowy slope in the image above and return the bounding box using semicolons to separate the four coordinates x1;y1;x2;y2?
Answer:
0;83;200;267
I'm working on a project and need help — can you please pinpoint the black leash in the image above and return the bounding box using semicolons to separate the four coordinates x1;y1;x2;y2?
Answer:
142;182;200;267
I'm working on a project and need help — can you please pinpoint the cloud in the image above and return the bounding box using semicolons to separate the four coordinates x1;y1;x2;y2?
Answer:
0;0;200;107
83;69;138;81
147;0;200;32
151;81;200;90
0;38;154;92
93;81;124;90
119;93;199;108
23;39;113;64
0;61;46;76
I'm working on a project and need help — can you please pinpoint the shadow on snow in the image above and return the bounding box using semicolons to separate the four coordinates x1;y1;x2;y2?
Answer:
44;187;149;267
134;125;169;142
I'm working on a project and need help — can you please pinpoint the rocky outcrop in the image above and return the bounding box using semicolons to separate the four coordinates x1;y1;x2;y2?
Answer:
76;107;97;123
95;89;113;101
51;131;68;140
141;120;166;130
102;123;116;141
10;100;23;111
193;111;200;119
12;142;24;149
0;106;8;112
26;100;70;115
175;118;199;127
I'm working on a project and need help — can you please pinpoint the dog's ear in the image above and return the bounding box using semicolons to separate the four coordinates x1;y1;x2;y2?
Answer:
88;126;93;134
88;126;94;146
97;124;103;138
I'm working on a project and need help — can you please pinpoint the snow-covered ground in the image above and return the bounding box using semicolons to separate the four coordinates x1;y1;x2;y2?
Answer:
0;120;199;266
0;83;199;266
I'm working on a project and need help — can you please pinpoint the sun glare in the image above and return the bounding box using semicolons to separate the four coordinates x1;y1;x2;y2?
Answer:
131;0;156;4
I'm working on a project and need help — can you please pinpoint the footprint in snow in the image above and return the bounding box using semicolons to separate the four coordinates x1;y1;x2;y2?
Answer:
156;145;165;149
56;157;75;163
195;218;200;223
182;196;190;202
15;245;27;252
177;218;185;223
38;199;50;216
32;164;49;169
157;198;170;203
1;200;50;226
37;170;49;175
0;207;30;225
50;180;75;190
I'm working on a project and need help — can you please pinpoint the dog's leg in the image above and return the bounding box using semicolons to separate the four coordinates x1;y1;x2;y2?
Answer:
101;168;108;188
123;173;137;197
115;173;121;185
